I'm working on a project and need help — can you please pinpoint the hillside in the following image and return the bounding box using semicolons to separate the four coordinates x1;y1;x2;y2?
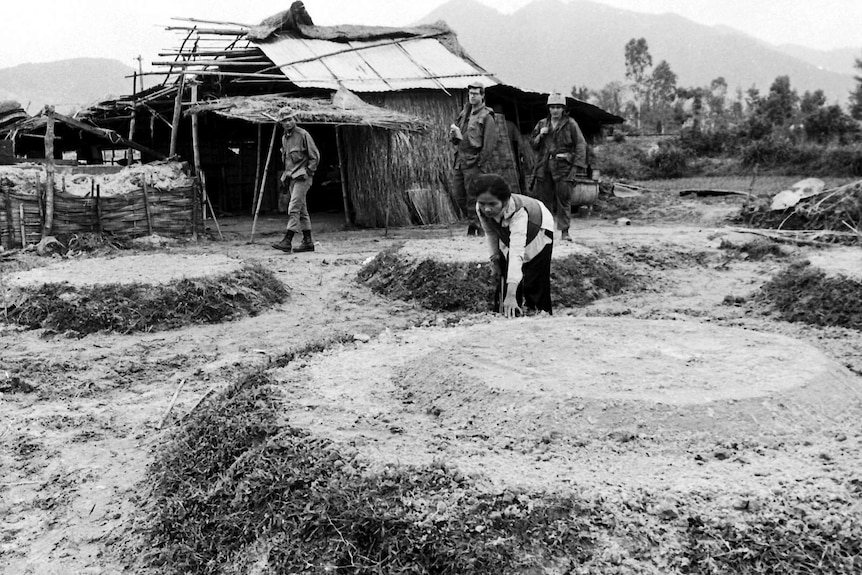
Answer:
421;0;858;104
0;58;134;115
776;44;861;76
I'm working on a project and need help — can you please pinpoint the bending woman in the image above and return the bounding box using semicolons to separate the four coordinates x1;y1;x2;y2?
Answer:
473;173;555;318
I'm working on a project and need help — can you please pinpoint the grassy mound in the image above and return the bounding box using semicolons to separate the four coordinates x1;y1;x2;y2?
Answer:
4;262;288;334
143;370;598;574
357;249;633;312
758;261;862;330
140;362;862;575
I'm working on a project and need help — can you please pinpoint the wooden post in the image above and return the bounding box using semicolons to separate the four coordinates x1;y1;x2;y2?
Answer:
200;171;224;240
127;72;138;165
189;81;204;218
95;184;102;233
190;181;199;241
3;194;13;249
42;107;55;238
19;204;26;247
250;123;278;242
169;73;186;157
335;125;351;227
142;179;154;235
251;123;262;215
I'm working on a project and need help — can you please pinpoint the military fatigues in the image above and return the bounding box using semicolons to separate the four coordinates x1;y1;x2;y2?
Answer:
530;115;587;234
281;126;320;233
451;104;498;229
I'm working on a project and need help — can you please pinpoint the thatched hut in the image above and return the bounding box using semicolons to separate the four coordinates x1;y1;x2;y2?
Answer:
4;7;623;230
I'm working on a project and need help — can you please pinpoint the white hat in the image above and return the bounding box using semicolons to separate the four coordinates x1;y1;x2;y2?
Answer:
547;92;566;107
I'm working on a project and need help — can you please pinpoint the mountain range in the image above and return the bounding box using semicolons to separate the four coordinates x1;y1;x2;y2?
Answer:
421;0;860;105
0;1;859;117
0;58;134;115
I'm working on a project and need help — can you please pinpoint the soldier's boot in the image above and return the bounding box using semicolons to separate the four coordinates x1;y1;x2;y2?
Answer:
271;231;294;252
293;230;315;253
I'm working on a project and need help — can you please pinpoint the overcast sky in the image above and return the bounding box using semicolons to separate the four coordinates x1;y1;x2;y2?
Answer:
2;0;861;70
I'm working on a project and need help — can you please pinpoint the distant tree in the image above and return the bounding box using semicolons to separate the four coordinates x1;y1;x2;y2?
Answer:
729;87;745;124
743;86;771;140
643;60;677;132
800;89;827;115
804;104;859;144
745;86;762;113
761;75;798;127
850;55;862;120
595;81;625;117
707;77;728;120
571;85;591;101
624;38;653;130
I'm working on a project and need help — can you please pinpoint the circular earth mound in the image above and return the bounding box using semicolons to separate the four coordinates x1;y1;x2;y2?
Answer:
394;317;858;440
276;316;861;493
5;253;243;288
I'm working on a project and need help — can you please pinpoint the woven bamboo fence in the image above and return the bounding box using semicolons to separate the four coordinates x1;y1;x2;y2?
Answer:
1;177;200;248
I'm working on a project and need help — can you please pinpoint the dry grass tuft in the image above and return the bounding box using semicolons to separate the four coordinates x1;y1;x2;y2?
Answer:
357;248;633;313
4;262;288;334
757;261;862;330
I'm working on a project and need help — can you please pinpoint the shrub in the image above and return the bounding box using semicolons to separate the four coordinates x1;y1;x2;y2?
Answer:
645;142;691;178
678;127;738;157
591;142;649;179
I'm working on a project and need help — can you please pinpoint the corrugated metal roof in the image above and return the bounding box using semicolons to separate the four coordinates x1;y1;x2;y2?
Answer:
253;36;496;92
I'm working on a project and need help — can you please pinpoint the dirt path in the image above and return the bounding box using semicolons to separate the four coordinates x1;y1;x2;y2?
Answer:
1;214;861;574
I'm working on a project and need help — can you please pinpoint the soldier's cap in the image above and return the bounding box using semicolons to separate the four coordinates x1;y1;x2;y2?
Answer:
278;107;298;121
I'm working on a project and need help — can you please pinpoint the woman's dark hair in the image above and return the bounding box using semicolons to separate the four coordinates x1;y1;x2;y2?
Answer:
469;173;511;202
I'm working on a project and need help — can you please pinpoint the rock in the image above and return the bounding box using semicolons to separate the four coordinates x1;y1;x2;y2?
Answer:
615;217;632;226
353;333;371;343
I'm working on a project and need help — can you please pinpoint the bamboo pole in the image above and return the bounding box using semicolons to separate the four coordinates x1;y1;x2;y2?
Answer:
42;108;55;238
170;16;254;27
251;123;262;215
142;180;154;235
127;72;138;165
250;124;278;242
169;72;186;157
151;59;270;67
335;125;351;227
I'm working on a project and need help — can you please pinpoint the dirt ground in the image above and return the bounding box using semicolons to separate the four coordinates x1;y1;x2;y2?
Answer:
1;196;861;574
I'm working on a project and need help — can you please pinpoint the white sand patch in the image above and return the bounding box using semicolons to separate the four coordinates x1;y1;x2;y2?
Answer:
4;253;244;288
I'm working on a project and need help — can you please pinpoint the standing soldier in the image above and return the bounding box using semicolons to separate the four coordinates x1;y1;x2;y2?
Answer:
272;108;320;253
530;92;587;242
450;82;498;236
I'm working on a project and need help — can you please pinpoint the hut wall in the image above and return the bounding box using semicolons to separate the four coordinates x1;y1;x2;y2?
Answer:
345;91;462;228
345;91;523;228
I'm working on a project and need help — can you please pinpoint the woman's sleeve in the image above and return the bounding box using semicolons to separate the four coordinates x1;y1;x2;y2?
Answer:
505;208;528;286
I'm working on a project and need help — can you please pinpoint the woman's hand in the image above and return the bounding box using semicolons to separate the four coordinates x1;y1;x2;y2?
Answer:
502;290;521;319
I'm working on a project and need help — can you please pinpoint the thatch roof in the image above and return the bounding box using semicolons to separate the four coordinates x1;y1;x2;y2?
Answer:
185;89;429;132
